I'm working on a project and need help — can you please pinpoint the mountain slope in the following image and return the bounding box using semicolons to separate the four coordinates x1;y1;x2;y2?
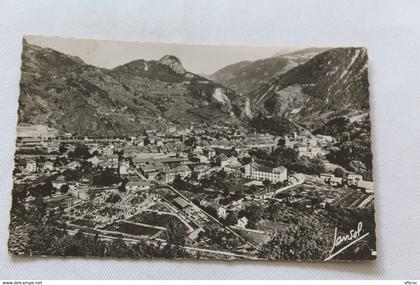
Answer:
209;48;328;95
249;47;370;129
18;39;246;137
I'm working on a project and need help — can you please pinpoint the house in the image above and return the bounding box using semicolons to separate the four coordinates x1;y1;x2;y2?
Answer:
51;175;66;189
45;142;59;153
192;145;204;155
191;154;209;164
126;180;150;192
141;163;165;181
132;157;150;168
329;176;344;187
188;228;204;240
206;148;216;160
244;161;287;183
199;199;210;207
193;164;211;179
65;161;80;170
237;216;248;228
102;145;114;156
223;159;242;175
25;160;37;173
104;154;119;163
288;173;306;184
357;181;374;193
87;143;100;154
315;134;336;146
217;206;227;219
347;174;363;186
67;181;78;191
87;156;100;166
220;156;239;168
320;198;335;208
162;164;191;183
42;161;54;172
119;161;130;175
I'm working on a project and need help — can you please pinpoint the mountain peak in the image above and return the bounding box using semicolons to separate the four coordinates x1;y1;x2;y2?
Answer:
158;55;185;74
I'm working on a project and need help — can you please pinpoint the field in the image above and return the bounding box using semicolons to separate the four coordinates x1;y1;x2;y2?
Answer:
104;221;162;237
128;211;188;231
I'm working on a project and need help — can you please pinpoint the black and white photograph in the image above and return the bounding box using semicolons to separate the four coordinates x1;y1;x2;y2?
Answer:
8;35;377;261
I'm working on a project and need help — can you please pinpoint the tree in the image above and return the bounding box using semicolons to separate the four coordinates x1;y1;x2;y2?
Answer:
249;184;258;193
172;174;183;189
60;184;70;194
58;143;67;154
333;167;347;178
24;199;67;256
222;185;230;197
39;181;56;197
70;143;91;159
118;183;126;193
263;179;271;193
93;168;121;186
233;187;244;200
258;217;331;260
225;211;238;226
165;220;187;246
105;193;122;203
244;202;264;229
265;203;283;222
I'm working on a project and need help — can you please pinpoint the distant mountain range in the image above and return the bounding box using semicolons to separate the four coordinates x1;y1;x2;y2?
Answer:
248;47;370;128
209;48;329;96
210;47;370;129
18;40;370;136
18;39;247;136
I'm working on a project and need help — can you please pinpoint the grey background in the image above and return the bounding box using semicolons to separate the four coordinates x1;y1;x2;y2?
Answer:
1;0;419;280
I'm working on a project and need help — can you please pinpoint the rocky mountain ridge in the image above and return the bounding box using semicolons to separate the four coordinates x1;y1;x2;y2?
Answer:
18;39;247;136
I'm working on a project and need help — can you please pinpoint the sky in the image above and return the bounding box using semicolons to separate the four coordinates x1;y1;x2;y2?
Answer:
25;35;299;75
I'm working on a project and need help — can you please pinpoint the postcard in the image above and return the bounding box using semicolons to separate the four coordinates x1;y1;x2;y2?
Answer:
9;36;376;261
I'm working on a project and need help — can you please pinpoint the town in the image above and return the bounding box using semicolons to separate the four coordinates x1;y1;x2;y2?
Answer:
9;122;375;260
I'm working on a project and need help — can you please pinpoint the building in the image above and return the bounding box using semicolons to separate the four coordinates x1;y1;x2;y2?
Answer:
244;161;287;183
104;154;119;164
220;156;239;168
315;134;336;146
65;161;80;170
173;197;194;214
44;142;59;153
126;180;150;192
357;181;374;193
51;175;66;189
162;165;191;183
206;148;216;160
16;124;57;141
328;176;344;187
140;162;165;181
119;161;130;175
102;145;114;156
25;160;37;173
237;216;248;228
217;206;227;219
42;161;54;172
193;164;211;179
288;173;306;184
347;174;363;186
87;156;100;166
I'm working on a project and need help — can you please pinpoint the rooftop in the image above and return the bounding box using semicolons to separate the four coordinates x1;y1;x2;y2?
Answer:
173;197;190;209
